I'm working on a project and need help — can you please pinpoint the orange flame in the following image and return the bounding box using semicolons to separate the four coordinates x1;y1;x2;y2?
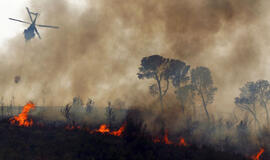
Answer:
10;102;35;127
95;124;110;133
164;130;173;144
110;124;125;136
152;131;188;147
178;137;188;146
251;148;264;160
93;124;126;136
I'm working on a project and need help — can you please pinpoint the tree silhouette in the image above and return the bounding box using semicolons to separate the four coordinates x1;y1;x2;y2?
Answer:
254;80;270;126
61;104;72;124
137;55;189;111
86;98;94;113
137;55;168;111
106;102;115;128
191;67;217;121
236;80;270;127
175;84;195;113
235;82;260;128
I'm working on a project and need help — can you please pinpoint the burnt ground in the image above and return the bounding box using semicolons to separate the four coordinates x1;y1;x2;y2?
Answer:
0;119;249;160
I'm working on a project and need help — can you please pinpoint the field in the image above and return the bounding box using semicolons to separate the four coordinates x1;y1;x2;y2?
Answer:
0;118;248;160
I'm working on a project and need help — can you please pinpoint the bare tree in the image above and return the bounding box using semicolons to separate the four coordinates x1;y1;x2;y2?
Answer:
106;102;115;128
191;67;217;121
61;104;72;123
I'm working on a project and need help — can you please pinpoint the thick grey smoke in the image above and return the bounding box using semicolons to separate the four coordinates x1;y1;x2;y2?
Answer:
0;0;269;114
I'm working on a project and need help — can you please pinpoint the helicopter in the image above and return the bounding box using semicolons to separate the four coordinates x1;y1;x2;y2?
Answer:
9;7;59;41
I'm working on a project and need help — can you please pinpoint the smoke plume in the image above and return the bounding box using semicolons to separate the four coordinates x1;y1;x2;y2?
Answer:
1;0;269;114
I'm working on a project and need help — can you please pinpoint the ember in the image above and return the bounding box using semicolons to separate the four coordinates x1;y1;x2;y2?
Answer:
10;102;35;127
153;137;161;143
178;137;188;147
164;130;173;144
152;130;187;146
65;125;81;130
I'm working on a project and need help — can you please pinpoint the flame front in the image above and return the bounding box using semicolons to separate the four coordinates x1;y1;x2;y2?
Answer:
153;131;188;147
94;124;125;136
251;148;264;160
164;130;173;144
110;124;125;136
96;124;110;133
10;102;35;127
65;123;126;137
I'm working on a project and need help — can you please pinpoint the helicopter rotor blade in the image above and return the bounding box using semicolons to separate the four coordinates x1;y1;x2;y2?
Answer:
34;27;41;39
36;24;59;29
9;18;31;24
26;7;33;22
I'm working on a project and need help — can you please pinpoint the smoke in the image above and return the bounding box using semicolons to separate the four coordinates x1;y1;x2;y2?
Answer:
0;0;269;114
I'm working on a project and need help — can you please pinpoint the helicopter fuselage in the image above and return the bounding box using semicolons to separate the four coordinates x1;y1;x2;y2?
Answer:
24;24;36;41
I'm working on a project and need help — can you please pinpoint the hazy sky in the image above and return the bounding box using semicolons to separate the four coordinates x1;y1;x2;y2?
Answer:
0;1;30;48
2;0;270;116
0;0;87;49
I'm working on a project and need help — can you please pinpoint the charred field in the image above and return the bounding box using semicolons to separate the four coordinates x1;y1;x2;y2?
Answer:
0;103;263;160
0;116;247;160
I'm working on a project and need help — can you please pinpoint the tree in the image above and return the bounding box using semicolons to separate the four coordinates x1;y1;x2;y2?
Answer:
254;80;270;126
175;84;195;113
235;82;260;128
191;67;217;121
236;80;270;127
137;55;190;111
61;104;72;124
0;97;4;119
105;102;115;128
165;59;190;88
72;96;83;108
67;96;84;123
86;98;94;113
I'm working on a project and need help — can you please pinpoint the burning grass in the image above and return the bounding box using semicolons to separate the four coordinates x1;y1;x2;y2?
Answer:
9;102;35;127
1;102;263;159
0;118;248;160
251;148;264;160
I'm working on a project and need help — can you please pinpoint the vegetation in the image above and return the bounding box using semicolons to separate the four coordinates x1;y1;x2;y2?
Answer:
105;102;115;128
191;67;217;121
137;55;190;111
1;54;270;159
0;118;248;160
235;80;270;128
